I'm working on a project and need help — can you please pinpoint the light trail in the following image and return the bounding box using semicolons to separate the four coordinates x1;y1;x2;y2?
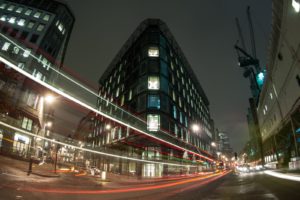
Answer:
0;53;214;162
264;170;300;182
0;120;194;167
0;33;213;159
15;171;231;194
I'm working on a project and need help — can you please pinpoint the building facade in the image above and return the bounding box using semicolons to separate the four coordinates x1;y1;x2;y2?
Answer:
0;0;74;158
257;0;300;168
82;19;215;177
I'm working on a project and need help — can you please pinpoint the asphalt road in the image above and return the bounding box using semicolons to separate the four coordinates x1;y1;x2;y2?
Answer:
1;171;300;200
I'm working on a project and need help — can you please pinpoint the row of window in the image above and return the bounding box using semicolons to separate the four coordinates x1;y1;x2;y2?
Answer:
0;3;50;21
1;14;46;32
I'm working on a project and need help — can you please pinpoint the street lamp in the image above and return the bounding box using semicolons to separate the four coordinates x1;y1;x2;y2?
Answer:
192;124;200;132
211;142;216;147
105;124;111;130
45;94;55;104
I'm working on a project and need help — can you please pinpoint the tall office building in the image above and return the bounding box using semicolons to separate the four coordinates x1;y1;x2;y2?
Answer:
82;19;214;177
0;0;74;157
257;0;300;168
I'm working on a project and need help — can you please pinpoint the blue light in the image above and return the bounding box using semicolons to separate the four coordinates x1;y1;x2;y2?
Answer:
256;70;266;89
258;72;264;81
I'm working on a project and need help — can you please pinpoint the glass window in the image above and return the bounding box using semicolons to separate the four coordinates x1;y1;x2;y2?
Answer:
43;14;50;21
120;95;124;106
30;34;39;43
148;95;160;109
7;5;15;11
25;9;32;15
0;3;7;9
58;23;64;32
173;105;177;119
8;17;16;24
23;48;31;57
179;112;183;123
128;89;132;101
161;62;168;77
18;63;25;69
22;117;33;131
2;42;11;51
170;61;174;70
115;88;119;97
148;76;159;90
172;91;176;102
147;114;160;131
16;7;23;13
27;21;35;29
37;24;45;31
148;47;159;57
34;11;41;18
22;117;28;129
17;18;25;26
0;15;6;21
174;124;178;137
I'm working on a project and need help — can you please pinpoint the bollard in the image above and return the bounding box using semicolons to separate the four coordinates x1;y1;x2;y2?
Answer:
27;157;33;176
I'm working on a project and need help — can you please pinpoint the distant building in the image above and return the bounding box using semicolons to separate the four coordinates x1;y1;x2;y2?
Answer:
0;0;74;158
257;0;300;168
79;19;215;177
218;131;232;157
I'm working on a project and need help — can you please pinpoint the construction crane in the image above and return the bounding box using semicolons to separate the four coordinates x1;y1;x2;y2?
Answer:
234;6;262;102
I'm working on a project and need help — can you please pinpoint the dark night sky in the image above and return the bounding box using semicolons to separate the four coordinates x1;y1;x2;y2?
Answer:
62;0;272;152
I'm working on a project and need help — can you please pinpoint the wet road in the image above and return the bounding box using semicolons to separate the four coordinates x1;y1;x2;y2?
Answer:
1;171;300;200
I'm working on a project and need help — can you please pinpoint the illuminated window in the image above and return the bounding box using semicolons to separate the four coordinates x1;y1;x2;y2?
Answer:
37;24;45;31
148;47;159;57
58;23;64;32
128;89;132;101
0;3;6;9
148;95;160;109
293;0;300;12
172;91;176;102
2;42;11;51
12;46;20;54
25;9;32;15
34;11;41;18
147;114;160;131
115;88;119;97
0;15;6;21
173;105;177;119
22;117;33;131
174;124;178;137
7;5;15;11
8;17;16;24
17;18;25;26
120;95;125;106
148;76;159;90
27;21;35;29
18;63;25;69
23;48;31;57
16;7;23;13
43;14;50;21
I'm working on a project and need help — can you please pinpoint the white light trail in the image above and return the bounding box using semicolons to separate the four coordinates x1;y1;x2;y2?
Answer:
0;34;214;162
264;170;300;182
0;120;194;167
0;33;198;153
0;55;214;162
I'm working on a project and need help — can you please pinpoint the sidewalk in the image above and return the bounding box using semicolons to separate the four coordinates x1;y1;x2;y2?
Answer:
0;155;59;178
